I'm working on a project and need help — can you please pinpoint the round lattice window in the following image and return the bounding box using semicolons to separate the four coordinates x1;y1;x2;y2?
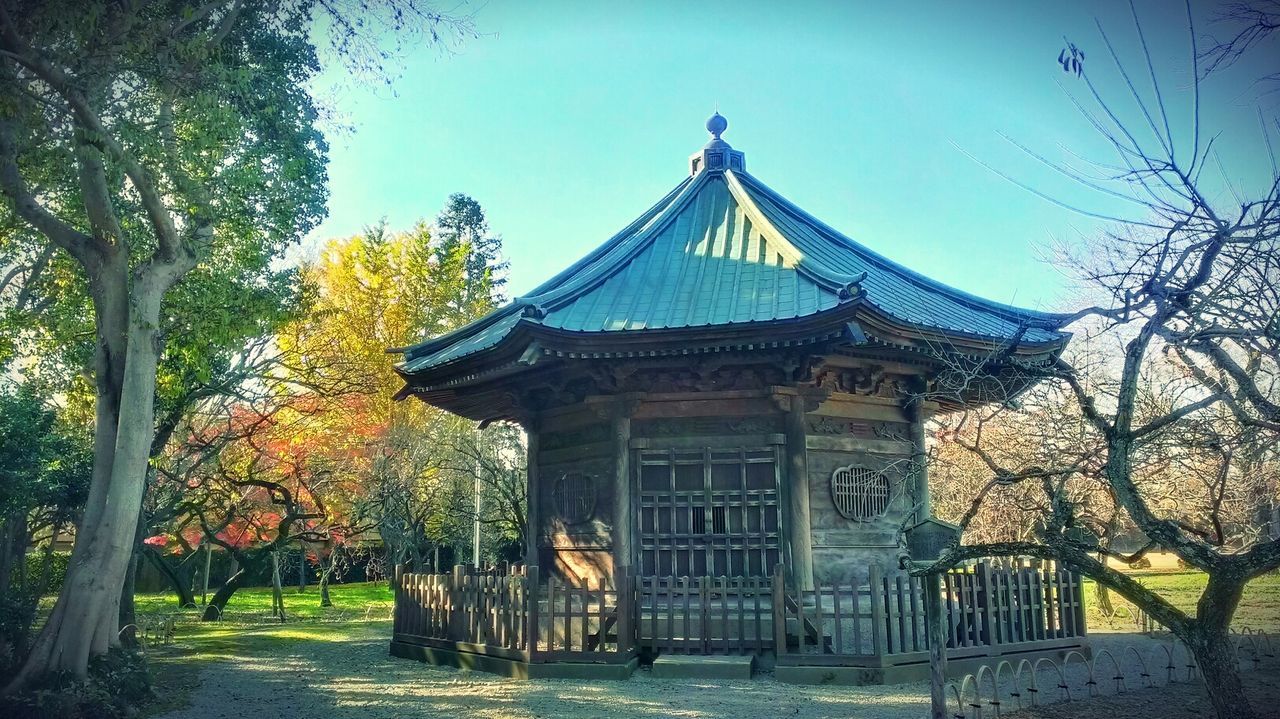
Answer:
552;472;597;524
830;465;891;521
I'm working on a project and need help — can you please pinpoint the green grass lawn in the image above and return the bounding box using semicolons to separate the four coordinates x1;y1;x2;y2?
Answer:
132;580;393;622
1081;570;1280;633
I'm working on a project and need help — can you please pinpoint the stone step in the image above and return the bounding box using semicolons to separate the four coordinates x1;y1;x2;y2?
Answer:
650;653;755;680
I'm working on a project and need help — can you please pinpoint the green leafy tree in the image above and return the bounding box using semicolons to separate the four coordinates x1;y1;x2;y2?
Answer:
0;0;467;687
282;199;506;571
0;388;91;676
435;193;507;324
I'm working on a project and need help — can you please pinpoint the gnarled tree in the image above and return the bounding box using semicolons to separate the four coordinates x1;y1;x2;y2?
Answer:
916;5;1280;718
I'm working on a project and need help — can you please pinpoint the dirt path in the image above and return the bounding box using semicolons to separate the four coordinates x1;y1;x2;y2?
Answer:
153;622;936;719
152;625;1200;719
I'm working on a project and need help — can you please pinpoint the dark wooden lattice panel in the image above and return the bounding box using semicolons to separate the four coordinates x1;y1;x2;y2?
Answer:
637;446;781;577
830;465;891;520
552;472;597;524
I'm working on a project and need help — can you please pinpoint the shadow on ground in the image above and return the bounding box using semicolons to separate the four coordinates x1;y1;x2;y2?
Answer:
149;622;930;719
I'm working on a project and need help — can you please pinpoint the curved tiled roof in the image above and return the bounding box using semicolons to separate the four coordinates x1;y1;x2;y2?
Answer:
399;155;1068;376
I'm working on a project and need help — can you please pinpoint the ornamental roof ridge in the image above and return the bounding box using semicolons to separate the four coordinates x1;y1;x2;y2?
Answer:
689;111;745;176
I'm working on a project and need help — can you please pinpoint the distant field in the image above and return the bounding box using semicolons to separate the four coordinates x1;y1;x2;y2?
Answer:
1081;569;1280;633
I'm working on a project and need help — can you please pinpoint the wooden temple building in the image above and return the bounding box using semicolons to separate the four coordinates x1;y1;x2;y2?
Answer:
388;114;1088;683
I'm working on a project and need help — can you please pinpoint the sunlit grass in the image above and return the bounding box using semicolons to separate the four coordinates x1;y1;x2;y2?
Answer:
133;580;394;621
1081;570;1280;633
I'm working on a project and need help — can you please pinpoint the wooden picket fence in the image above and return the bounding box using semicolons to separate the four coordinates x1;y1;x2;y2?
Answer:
942;560;1086;648
392;564;635;665
637;573;773;654
392;559;1087;673
776;561;1088;666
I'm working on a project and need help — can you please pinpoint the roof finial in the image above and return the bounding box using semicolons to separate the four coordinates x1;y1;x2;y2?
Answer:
706;111;727;140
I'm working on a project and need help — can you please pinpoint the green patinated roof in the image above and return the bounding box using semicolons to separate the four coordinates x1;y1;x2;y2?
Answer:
398;118;1068;378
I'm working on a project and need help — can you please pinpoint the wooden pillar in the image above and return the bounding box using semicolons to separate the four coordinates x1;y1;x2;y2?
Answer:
783;396;814;591
524;420;540;568
926;569;948;719
611;409;633;585
392;563;405;635
525;564;541;654
905;398;931;522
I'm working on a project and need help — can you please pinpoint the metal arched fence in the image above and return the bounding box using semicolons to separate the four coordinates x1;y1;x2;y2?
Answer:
946;629;1275;718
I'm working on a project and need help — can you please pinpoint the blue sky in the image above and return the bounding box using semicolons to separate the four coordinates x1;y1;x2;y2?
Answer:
304;0;1273;313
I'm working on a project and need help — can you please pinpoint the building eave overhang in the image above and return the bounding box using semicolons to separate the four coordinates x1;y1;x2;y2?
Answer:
394;294;1070;405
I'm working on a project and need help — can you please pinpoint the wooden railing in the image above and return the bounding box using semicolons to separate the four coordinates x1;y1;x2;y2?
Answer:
392;564;634;665
776;561;1088;665
537;566;633;660
393;564;533;659
943;560;1085;648
637;573;773;654
392;559;1087;671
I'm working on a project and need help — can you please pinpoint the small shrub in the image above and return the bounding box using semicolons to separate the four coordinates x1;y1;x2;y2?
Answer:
1128;556;1152;570
22;550;70;594
4;648;153;719
0;588;39;677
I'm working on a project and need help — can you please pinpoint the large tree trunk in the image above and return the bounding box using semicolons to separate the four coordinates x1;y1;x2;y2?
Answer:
118;505;149;648
0;512;29;597
319;572;332;608
202;567;248;622
270;551;286;622
1187;622;1254;719
296;546;306;593
7;270;172;688
143;548;196;608
1185;574;1255;719
117;548;139;648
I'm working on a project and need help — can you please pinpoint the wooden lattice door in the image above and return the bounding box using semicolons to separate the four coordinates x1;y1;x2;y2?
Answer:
636;446;781;577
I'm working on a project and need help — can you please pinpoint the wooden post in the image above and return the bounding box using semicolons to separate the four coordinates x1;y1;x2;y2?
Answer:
393;563;406;636
611;408;633;583
450;564;465;640
526;565;540;655
782;395;814;590
870;564;887;656
926;570;948;719
699;575;710;654
905;396;931;523
979;561;995;646
525;421;540;567
771;562;787;656
616;565;633;653
1077;571;1088;637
